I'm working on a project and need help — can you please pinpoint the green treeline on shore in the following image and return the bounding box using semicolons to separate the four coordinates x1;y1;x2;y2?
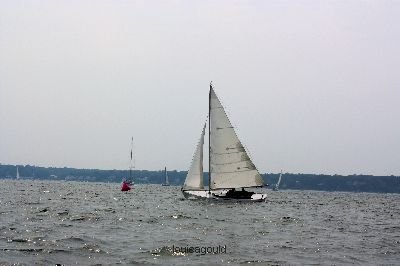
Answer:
1;164;399;193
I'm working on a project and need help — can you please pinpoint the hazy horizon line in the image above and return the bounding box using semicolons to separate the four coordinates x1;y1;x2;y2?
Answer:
2;162;399;177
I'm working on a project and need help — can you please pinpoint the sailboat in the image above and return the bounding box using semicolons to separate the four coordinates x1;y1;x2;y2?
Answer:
181;83;267;202
16;166;20;180
162;167;170;186
121;137;134;192
273;170;282;191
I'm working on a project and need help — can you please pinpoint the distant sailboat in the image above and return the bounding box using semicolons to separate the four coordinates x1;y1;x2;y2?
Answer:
121;137;134;192
162;167;170;186
181;83;267;202
273;170;282;191
16;166;20;180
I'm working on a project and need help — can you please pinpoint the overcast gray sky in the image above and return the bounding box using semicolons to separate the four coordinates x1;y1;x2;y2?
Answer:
1;0;399;175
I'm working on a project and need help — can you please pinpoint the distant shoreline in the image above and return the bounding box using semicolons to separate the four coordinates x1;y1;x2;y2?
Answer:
1;164;399;194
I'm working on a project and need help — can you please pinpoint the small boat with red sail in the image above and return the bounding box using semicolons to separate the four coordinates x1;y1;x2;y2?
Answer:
121;137;134;192
121;179;131;191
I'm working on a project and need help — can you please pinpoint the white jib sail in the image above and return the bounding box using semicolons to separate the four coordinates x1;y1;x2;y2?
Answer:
183;123;206;190
209;88;264;189
276;170;282;189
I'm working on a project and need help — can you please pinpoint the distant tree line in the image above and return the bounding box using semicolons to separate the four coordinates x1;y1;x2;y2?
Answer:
1;164;399;193
266;172;400;194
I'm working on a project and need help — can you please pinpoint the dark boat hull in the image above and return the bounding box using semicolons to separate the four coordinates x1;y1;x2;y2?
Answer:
182;189;266;202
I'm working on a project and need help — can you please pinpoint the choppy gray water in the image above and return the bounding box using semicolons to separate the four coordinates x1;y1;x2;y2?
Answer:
0;180;399;265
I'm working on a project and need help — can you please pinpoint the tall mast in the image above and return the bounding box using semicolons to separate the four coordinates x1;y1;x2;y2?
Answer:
164;166;167;184
208;82;212;193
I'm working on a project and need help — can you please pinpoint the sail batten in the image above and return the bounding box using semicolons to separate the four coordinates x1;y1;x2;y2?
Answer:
212;151;245;155
212;169;259;174
214;161;251;166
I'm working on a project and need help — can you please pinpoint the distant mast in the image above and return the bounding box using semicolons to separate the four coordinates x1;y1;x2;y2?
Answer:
130;137;134;183
162;166;170;186
165;167;168;185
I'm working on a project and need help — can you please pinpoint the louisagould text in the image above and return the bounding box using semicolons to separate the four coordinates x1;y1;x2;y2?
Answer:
172;245;227;255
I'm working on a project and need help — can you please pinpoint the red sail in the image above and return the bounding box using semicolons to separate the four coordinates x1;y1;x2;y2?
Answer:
121;181;131;191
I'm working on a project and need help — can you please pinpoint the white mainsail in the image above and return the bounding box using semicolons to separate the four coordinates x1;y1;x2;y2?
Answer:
183;123;206;190
16;166;20;180
209;88;264;189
